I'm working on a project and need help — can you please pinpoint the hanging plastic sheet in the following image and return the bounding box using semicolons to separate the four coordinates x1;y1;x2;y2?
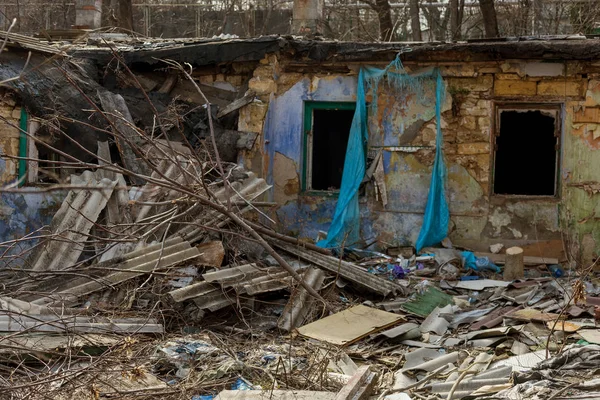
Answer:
318;55;449;249
415;71;450;252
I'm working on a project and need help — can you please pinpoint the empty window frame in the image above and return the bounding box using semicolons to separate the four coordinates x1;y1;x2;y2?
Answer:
303;102;355;191
492;105;561;196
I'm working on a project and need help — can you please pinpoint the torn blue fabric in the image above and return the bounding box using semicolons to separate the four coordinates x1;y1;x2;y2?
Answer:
318;56;449;250
415;71;450;252
317;68;368;248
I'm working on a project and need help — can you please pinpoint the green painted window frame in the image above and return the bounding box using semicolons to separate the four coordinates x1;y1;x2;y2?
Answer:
302;101;356;195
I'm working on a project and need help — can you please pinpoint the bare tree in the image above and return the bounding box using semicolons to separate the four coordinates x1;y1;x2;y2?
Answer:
409;0;422;41
478;0;499;37
360;0;396;41
117;0;134;31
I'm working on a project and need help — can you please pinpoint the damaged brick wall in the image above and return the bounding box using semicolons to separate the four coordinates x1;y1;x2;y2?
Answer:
238;53;600;263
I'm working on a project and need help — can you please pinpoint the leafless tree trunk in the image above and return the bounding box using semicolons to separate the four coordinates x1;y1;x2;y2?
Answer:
449;0;460;40
478;0;499;37
361;0;396;41
409;0;422;41
118;0;134;32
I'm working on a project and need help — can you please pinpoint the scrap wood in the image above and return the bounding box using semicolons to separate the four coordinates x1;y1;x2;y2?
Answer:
272;240;405;296
507;308;564;322
98;90;152;184
217;90;256;118
216;391;336;400
335;365;377;400
296;305;404;346
475;252;559;266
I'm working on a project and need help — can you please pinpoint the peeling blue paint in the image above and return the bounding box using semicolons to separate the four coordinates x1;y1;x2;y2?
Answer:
0;191;64;267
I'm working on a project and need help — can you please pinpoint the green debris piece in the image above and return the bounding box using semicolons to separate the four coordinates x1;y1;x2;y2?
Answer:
402;286;453;317
577;339;591;346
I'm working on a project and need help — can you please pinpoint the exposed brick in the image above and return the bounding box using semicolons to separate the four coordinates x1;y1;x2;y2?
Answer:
440;64;477;77
537;80;585;97
457;142;490;155
11;107;21;120
447;75;493;92
238;103;268;133
496;73;520;80
460;116;477;130
494;80;537;96
248;78;277;95
198;75;214;85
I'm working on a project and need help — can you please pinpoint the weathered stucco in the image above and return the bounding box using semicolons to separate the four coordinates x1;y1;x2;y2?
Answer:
239;54;600;261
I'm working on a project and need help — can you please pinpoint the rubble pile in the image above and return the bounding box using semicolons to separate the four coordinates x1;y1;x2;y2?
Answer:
0;30;598;400
0;148;598;400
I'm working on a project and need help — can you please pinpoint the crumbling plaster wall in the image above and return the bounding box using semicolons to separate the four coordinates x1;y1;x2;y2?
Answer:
240;56;598;259
0;91;63;254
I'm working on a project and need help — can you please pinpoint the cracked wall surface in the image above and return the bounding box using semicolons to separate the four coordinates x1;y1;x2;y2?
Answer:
238;56;600;261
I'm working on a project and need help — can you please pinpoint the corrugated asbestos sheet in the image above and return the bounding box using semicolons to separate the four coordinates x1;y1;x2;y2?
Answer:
167;263;304;312
27;170;119;272
0;30;66;55
175;169;271;243
272;241;405;297
28;237;201;306
278;267;325;331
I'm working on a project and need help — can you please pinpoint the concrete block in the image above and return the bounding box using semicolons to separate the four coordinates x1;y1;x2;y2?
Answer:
524;62;564;77
0;121;20;139
537;80;585;97
494;80;537;96
225;75;243;87
457;142;490;155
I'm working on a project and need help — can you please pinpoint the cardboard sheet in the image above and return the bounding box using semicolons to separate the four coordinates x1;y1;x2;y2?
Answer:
297;305;403;346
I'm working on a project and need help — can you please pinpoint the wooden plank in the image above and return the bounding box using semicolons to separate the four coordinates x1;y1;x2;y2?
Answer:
475;252;559;266
217;90;255;118
297;305;404;346
335;366;374;400
216;391;335;400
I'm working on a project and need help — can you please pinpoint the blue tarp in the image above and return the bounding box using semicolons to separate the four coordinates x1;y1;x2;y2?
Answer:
318;56;449;250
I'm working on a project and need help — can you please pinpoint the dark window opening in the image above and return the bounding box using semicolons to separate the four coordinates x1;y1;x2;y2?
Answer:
493;109;558;196
310;109;354;191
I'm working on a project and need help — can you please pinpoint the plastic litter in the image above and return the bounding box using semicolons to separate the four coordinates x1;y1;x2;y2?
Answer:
231;377;254;390
461;251;501;273
548;264;563;278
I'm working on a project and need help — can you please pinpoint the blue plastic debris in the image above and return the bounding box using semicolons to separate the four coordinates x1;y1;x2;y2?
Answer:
192;396;215;400
461;251;501;274
231;378;253;390
548;264;563;278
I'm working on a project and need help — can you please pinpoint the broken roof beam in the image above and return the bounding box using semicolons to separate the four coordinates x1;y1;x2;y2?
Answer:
217;90;256;118
98;91;152;185
273;241;405;297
